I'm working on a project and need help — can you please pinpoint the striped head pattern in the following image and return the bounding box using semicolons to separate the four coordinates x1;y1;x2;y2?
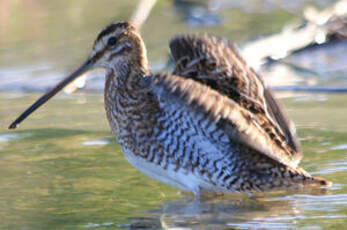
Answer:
90;22;148;70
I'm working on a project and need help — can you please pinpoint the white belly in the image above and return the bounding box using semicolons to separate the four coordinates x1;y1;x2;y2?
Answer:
122;148;223;194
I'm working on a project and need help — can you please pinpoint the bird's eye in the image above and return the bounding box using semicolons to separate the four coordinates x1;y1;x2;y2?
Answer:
107;37;117;46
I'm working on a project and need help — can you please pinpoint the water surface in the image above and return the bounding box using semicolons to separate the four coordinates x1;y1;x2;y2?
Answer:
1;93;346;229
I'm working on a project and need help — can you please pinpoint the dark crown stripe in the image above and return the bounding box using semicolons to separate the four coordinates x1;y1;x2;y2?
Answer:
96;21;132;41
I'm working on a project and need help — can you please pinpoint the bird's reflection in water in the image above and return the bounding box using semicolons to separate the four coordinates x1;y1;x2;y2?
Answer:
123;188;329;229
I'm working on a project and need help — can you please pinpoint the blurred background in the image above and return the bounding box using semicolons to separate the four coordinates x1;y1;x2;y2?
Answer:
1;0;346;92
1;1;347;229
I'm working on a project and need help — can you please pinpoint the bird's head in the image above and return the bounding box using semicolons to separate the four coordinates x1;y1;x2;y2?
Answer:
8;21;148;129
90;22;148;70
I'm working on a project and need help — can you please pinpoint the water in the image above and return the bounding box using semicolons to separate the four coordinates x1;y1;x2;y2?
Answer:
1;93;347;229
1;0;347;229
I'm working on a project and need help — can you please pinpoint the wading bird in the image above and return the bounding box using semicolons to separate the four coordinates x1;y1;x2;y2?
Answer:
9;22;331;194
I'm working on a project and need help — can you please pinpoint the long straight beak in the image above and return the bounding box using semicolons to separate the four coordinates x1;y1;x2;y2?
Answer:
9;59;94;129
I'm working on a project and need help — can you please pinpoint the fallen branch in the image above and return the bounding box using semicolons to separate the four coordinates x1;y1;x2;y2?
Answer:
241;0;347;70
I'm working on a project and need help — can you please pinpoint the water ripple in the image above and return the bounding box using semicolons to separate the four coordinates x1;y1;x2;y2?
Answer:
83;139;110;146
331;144;347;150
0;133;31;142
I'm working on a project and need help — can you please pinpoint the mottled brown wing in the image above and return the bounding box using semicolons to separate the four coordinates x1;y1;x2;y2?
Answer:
169;34;301;165
147;74;299;168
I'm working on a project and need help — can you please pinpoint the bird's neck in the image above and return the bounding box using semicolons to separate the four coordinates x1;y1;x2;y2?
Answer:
110;56;149;90
104;56;155;146
104;53;151;108
104;36;151;112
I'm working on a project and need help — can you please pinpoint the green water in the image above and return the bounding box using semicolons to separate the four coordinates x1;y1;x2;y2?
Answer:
0;93;346;229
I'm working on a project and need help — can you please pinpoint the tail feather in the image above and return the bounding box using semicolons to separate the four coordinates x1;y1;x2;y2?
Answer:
302;175;332;187
290;167;332;187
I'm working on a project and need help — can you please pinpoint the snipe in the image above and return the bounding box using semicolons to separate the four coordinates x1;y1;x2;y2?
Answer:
9;22;331;194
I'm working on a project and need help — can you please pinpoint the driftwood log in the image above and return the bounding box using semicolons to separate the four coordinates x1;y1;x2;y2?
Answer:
241;0;347;70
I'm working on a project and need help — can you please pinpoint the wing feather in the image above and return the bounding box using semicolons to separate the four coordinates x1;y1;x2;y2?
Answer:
144;74;299;169
169;34;301;164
